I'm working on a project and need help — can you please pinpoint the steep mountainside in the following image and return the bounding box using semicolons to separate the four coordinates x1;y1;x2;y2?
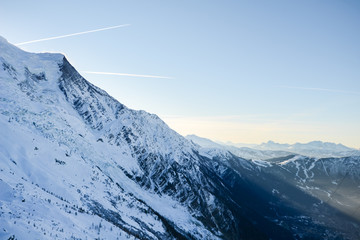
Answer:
1;36;359;240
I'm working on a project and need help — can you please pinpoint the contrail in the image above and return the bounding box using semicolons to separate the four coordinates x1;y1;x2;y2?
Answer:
279;86;360;95
15;24;130;46
81;71;173;79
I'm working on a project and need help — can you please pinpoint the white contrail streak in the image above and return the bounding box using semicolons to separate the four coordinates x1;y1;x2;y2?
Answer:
279;86;360;95
81;71;173;79
15;24;130;46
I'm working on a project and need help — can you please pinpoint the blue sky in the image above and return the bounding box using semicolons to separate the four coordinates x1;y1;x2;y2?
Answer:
1;0;359;148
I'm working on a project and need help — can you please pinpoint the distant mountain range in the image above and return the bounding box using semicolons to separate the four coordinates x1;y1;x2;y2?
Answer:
187;135;360;160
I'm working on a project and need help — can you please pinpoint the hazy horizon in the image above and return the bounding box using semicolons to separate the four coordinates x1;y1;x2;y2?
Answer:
184;133;359;150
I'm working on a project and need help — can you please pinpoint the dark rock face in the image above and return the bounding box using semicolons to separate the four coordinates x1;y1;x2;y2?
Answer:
58;57;124;130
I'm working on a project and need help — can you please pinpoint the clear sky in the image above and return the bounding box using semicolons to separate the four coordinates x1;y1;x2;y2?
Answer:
1;0;359;148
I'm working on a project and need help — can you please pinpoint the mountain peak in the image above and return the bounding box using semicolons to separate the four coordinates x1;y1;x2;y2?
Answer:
0;35;64;62
0;36;65;89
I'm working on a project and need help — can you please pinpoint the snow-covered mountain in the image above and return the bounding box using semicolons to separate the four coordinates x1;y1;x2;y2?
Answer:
188;135;360;159
1;36;359;240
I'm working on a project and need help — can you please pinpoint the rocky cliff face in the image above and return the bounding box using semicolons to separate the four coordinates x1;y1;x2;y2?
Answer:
0;36;359;240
